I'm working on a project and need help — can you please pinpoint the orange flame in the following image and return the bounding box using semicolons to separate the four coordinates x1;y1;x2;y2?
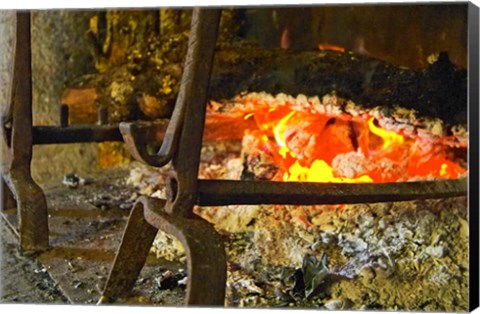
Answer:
440;163;448;176
318;43;346;53
274;111;296;158
248;106;465;183
284;160;373;183
367;117;404;150
272;110;373;183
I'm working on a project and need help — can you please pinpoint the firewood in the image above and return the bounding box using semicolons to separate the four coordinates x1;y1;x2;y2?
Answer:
63;46;466;126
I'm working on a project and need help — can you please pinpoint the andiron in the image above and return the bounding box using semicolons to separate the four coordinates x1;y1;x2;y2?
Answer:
1;11;167;253
0;8;467;307
100;7;467;307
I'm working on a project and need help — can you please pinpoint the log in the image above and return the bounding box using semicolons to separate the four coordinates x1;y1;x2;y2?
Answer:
210;48;467;126
63;45;467;126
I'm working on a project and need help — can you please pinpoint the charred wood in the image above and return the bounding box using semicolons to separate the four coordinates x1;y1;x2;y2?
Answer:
210;49;467;125
63;44;467;127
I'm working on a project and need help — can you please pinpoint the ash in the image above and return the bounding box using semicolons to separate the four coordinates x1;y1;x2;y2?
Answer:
127;140;469;311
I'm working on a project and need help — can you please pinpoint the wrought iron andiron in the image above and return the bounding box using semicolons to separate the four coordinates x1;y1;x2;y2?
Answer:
101;9;227;306
1;12;168;253
101;7;467;306
1;12;49;253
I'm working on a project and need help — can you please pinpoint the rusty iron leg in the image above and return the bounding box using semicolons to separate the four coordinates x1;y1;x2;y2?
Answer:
142;197;226;305
102;9;226;306
101;196;226;305
1;176;16;211
1;12;49;253
100;199;159;303
4;170;49;253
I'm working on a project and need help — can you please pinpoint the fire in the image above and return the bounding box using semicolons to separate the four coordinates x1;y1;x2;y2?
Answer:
274;111;296;158
367;117;404;150
243;102;466;184
272;110;374;183
284;160;373;183
238;94;467;183
440;163;448;176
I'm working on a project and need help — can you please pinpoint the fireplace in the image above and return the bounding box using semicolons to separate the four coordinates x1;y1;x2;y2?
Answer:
1;3;478;312
98;6;471;311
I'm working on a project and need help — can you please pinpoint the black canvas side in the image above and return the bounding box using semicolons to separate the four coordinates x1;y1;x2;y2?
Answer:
468;1;480;312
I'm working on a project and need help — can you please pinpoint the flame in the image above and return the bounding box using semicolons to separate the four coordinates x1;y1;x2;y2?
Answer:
318;43;346;53
244;113;254;120
367;117;404;150
284;160;373;183
272;110;373;183
438;161;464;178
440;163;448;176
247;106;465;184
274;111;296;158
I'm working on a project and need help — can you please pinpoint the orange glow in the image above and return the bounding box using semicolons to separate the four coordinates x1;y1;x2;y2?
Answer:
272;110;374;183
367;117;404;150
318;43;346;53
246;106;466;183
408;156;464;179
284;160;373;183
274;111;296;158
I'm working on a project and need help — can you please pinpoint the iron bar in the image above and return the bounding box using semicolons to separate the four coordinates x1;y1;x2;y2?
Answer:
100;199;159;303
32;125;122;144
166;9;221;217
60;104;69;127
2;119;169;145
195;178;468;206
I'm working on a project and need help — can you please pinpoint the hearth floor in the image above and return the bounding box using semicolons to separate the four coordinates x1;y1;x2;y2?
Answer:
0;165;186;306
0;156;470;311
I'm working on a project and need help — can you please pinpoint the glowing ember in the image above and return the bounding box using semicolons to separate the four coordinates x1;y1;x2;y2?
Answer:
284;159;373;183
367;117;404;150
274;111;297;159
318;43;346;53
273;110;374;182
243;104;466;183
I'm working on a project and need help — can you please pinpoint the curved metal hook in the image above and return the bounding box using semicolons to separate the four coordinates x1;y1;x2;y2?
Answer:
119;119;170;167
119;9;221;170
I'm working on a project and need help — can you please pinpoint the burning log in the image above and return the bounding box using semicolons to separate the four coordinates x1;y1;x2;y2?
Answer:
124;89;468;310
62;45;467;126
204;92;467;184
211;49;467;125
